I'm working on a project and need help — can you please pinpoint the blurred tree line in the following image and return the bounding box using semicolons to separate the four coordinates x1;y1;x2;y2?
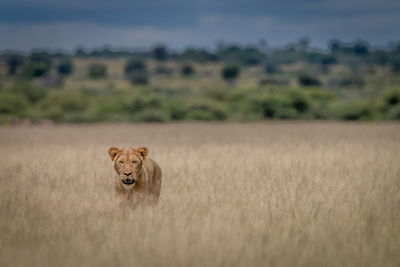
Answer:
0;39;399;123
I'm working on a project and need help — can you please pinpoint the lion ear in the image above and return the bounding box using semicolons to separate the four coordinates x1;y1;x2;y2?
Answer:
136;147;148;159
108;147;120;160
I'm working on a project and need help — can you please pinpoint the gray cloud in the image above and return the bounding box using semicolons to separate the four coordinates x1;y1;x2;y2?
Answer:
0;0;399;51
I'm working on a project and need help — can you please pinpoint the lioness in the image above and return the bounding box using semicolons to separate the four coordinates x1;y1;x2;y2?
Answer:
108;146;162;206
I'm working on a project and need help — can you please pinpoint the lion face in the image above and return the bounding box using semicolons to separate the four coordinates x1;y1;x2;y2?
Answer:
108;146;148;190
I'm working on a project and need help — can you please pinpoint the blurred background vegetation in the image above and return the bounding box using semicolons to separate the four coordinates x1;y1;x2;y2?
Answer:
1;39;400;123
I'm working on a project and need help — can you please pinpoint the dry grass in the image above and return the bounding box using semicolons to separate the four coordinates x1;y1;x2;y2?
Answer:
0;122;399;267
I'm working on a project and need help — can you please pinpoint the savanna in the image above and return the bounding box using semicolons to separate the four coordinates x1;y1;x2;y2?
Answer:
0;122;399;267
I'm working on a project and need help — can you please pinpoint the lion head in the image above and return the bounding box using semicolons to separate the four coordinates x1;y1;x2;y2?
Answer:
108;146;148;190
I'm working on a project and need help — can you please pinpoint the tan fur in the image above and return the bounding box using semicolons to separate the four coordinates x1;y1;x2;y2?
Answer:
108;146;162;206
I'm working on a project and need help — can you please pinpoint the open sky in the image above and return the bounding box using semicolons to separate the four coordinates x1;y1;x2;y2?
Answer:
0;0;399;51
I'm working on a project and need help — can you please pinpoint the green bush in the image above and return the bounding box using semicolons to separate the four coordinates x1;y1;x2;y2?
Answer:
154;65;173;76
0;92;29;115
339;76;365;88
221;65;240;83
378;88;400;119
12;83;47;103
252;94;297;119
36;91;89;121
185;100;228;121
127;72;149;85
298;74;321;87
124;59;149;85
126;93;163;112
88;63;107;79
23;52;52;78
152;45;168;62
385;106;400;120
166;100;187;120
133;109;170;122
125;59;146;74
259;77;289;86
287;90;310;114
181;64;195;76
5;54;25;76
57;59;73;76
334;101;376;121
265;64;278;74
381;89;400;108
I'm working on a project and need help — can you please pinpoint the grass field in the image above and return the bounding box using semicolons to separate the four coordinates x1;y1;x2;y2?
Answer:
0;123;399;267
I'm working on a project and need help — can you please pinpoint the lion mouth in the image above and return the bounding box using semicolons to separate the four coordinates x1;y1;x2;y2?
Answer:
122;179;136;185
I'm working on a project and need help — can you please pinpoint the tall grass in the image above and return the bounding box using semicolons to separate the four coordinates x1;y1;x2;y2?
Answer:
0;123;399;267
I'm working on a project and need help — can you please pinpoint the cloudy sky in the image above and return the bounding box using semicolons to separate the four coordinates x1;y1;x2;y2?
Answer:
0;0;399;51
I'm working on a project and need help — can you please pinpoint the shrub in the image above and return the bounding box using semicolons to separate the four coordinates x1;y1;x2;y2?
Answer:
127;72;149;85
24;52;52;78
133;109;170;122
334;101;376;121
12;83;47;103
379;89;400;118
166;101;187;120
339;76;365;88
320;56;337;67
298;74;321;87
221;65;240;83
185;100;228;121
154;66;173;76
0;92;29;115
385;106;400;120
36;91;89;121
382;89;400;107
259;77;289;86
152;45;168;61
287;91;310;114
181;64;195;76
57;59;73;76
391;60;400;73
125;59;146;75
265;64;278;74
252;94;297;119
88;63;107;79
5;54;25;76
125;59;149;85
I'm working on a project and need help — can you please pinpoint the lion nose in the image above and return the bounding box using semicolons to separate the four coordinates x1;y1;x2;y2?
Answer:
124;172;132;176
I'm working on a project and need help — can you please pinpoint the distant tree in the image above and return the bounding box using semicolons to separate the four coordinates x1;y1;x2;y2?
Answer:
298;74;321;87
297;37;310;50
124;58;146;75
353;41;369;55
258;38;269;53
152;45;168;61
12;82;47;103
221;65;240;84
127;72;149;85
320;56;337;72
329;39;343;54
391;60;400;73
124;58;149;85
320;56;336;66
240;47;263;65
24;52;52;77
75;47;88;57
5;54;25;76
265;63;278;74
339;76;365;88
181;64;195;76
88;63;107;79
180;48;217;62
57;58;73;76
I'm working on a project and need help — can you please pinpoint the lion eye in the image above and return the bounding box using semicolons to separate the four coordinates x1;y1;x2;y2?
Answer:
119;161;123;165
133;160;138;164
